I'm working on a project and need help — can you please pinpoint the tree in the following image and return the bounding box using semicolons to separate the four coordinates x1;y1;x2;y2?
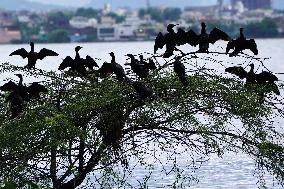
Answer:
75;8;100;19
246;17;279;38
163;8;182;21
48;29;70;43
106;12;126;23
0;37;283;188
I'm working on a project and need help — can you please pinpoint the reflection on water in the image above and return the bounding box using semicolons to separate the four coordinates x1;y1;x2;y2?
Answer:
1;39;284;188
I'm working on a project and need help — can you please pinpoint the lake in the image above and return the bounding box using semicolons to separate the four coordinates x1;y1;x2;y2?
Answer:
1;40;284;188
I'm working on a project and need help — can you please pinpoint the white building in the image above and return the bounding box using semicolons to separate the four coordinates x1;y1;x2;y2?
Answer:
97;25;118;41
69;16;98;29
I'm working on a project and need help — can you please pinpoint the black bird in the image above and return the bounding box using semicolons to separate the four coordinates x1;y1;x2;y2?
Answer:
226;64;278;83
188;22;231;53
0;74;29;101
10;42;58;69
27;82;48;99
225;64;279;95
139;55;157;71
5;91;24;119
226;28;258;57
154;24;177;58
173;56;188;87
98;62;113;78
132;81;153;99
84;55;99;71
59;46;99;76
109;52;126;81
0;74;47;101
126;54;148;78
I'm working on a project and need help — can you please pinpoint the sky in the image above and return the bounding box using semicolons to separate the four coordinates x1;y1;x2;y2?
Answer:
27;0;221;7
28;0;92;7
26;0;284;9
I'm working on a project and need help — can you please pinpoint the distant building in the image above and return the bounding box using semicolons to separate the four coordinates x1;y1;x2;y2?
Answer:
69;16;98;29
100;16;116;25
231;0;271;10
0;27;21;43
97;26;117;41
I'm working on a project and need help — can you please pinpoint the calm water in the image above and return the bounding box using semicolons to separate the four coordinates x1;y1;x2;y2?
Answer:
1;40;284;188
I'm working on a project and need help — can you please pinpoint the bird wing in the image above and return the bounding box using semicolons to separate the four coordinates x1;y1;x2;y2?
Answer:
176;28;187;46
148;59;157;70
9;48;28;59
186;29;199;47
27;82;48;98
28;82;47;94
37;48;59;60
256;71;278;83
59;56;74;70
98;62;113;77
0;81;18;91
209;28;231;44
154;32;166;53
225;66;248;79
84;55;99;69
246;39;258;55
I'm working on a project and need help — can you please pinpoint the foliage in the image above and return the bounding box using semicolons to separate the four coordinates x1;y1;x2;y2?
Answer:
75;8;100;19
0;43;283;188
138;7;182;22
106;12;126;23
246;17;279;38
47;29;70;43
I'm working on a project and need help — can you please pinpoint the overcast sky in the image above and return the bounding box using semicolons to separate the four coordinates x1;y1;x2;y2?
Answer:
27;0;219;7
28;0;92;6
27;0;284;9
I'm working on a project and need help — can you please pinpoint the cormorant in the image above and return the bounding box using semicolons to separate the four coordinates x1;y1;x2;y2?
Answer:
188;22;231;53
226;28;258;57
138;55;157;71
98;62;113;78
5;91;24;119
126;54;148;78
10;42;58;69
132;81;153;99
59;46;99;76
0;74;47;101
225;64;279;95
173;56;188;87
109;52;126;81
154;24;178;58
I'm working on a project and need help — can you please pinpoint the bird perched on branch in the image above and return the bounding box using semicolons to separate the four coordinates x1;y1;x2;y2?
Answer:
225;64;279;97
0;74;47;101
139;55;157;71
59;46;98;76
98;62;113;78
5;91;24;119
126;54;148;78
109;52;127;81
10;42;58;69
0;74;47;118
188;22;231;53
226;28;258;57
154;24;178;58
131;81;153;99
173;56;188;87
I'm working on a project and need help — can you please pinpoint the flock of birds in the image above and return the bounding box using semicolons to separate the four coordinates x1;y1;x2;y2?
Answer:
0;22;280;119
